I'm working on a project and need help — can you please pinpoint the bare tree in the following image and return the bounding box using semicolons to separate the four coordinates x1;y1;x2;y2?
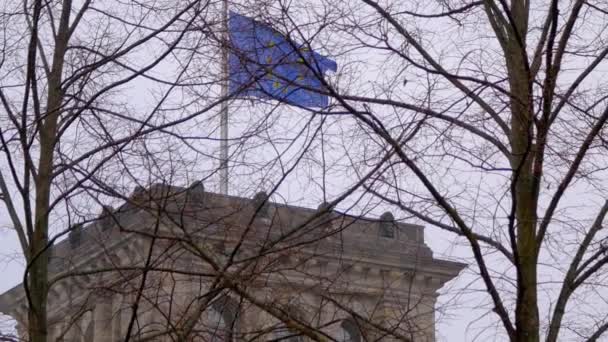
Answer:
13;0;606;341
0;0;236;340
2;1;450;341
259;0;608;341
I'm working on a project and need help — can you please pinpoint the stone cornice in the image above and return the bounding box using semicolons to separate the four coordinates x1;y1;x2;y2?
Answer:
0;184;466;318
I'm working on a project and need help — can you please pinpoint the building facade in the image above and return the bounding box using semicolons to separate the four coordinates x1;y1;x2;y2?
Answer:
0;183;464;341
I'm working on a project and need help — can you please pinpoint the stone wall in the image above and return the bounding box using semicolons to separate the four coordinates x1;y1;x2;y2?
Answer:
0;186;465;341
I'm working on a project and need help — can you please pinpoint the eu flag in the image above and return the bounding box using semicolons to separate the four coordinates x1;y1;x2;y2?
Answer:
228;12;337;108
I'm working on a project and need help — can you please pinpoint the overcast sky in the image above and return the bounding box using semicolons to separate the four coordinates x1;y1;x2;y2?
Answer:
2;1;608;341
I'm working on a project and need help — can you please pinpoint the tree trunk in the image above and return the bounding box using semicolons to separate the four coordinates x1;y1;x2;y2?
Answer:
507;35;541;342
28;1;72;341
500;2;541;340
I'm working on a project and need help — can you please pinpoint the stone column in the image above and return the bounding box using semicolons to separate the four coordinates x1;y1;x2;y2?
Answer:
64;320;78;342
93;296;113;342
15;321;28;342
112;294;125;341
50;322;66;341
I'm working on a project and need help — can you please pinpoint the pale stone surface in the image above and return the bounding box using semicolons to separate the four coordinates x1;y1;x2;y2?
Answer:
0;186;464;341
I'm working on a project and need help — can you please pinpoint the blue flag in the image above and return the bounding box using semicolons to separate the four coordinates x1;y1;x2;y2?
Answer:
228;12;337;108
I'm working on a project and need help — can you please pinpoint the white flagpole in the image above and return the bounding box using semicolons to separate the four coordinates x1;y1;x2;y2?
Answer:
219;0;229;195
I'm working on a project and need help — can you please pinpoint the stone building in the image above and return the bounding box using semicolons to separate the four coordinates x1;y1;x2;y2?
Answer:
0;183;464;341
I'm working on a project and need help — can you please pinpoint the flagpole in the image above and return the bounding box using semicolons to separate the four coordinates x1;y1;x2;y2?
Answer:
219;0;229;195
